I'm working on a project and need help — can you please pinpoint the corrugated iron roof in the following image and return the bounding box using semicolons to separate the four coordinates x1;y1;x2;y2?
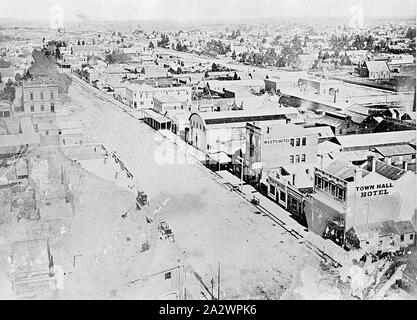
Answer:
354;220;397;238
374;144;416;157
394;221;416;234
323;159;369;180
373;160;407;180
333;131;414;150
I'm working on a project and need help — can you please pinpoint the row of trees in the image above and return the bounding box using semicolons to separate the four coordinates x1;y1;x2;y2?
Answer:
227;30;242;40
173;42;188;52
203;39;231;56
237;36;303;68
329;33;389;52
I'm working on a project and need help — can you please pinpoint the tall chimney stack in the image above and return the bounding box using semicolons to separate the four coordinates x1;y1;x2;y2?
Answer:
367;156;376;172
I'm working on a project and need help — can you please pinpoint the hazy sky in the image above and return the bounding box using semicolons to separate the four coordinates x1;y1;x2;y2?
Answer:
0;0;415;22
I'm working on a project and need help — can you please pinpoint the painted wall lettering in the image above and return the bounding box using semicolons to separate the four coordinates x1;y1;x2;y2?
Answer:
356;183;394;198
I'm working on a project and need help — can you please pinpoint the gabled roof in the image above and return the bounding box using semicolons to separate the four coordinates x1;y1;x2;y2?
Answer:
332;131;415;150
393;221;416;234
192;108;293;127
353;220;397;238
314;114;346;127
372;160;408;180
323;159;369;180
365;60;390;73
374;144;416;157
304;126;335;139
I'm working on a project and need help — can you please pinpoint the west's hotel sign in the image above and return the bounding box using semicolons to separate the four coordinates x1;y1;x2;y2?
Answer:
356;183;394;198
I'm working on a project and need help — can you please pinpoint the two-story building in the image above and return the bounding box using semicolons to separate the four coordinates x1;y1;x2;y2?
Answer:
126;84;191;110
304;156;416;246
18;80;60;115
188;108;297;157
245;122;318;183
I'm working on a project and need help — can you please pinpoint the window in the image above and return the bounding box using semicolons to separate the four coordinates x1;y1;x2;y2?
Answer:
410;234;414;240
40;92;44;100
269;184;276;195
290;155;294;163
301;154;306;162
330;182;336;196
296;138;300;146
337;187;346;201
315;176;322;189
323;179;329;192
164;272;171;280
40;105;44;112
400;235;404;242
290;138;294;146
30;106;34;112
280;190;286;202
295;155;300;163
30;93;34;100
50;103;55;113
302;137;306;146
50;91;54;99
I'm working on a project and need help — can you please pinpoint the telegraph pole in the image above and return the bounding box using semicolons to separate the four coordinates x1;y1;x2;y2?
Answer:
217;261;221;300
236;156;244;192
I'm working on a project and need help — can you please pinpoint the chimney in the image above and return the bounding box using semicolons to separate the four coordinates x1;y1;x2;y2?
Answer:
292;173;296;186
367;156;376;172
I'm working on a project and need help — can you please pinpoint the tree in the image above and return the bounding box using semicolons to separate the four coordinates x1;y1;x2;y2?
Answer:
141;67;145;74
77;39;81;45
82;40;85;45
15;73;22;82
239;38;244;44
157;33;170;48
231;50;236;60
211;63;218;72
149;41;154;49
271;35;281;46
406;27;416;39
365;35;374;51
352;34;365;50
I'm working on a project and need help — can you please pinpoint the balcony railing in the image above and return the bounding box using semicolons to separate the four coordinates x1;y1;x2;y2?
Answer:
315;187;346;204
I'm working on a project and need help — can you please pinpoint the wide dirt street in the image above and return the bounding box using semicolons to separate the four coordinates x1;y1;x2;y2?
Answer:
68;78;319;298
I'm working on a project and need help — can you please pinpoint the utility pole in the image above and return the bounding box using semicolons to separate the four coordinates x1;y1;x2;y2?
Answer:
217;261;221;300
217;140;221;171
236;156;244;192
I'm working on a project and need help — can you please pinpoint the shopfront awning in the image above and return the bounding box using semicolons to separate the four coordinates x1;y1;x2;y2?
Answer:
208;152;231;164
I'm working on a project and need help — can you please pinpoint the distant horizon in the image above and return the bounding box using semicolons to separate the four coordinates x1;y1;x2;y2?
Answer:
0;0;415;24
0;15;416;22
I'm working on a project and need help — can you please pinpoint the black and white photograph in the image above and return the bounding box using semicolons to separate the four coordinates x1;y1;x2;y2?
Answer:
0;0;416;304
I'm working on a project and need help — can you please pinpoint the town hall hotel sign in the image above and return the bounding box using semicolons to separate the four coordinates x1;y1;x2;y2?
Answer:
356;183;394;198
